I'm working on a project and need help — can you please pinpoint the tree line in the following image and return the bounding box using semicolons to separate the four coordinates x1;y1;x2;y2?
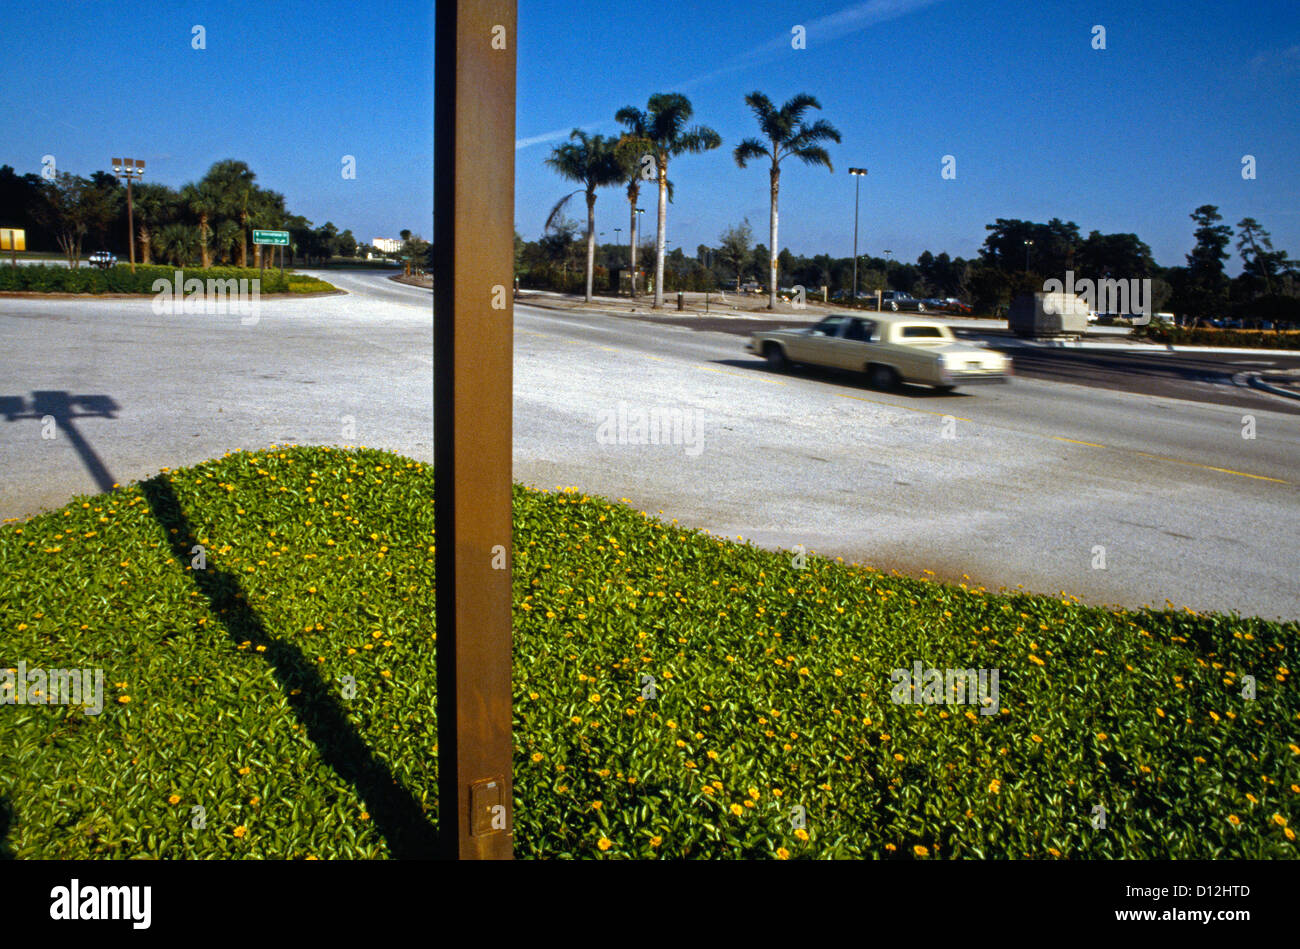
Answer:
0;161;365;268
528;91;1298;323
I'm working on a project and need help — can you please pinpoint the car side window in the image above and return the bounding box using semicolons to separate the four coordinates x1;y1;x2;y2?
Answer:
813;317;846;336
844;319;874;342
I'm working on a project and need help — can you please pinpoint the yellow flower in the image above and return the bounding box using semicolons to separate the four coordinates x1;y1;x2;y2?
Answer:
1096;733;1108;741
597;837;612;852
570;715;582;725
1246;793;1258;804
706;750;719;760
359;811;370;821
1047;847;1061;857
118;695;131;704
1272;814;1288;827
775;847;790;860
167;794;181;805
893;753;904;762
1287;828;1296;841
1228;814;1241;826
748;787;760;801
528;691;539;700
702;786;715;795
798;667;810;676
238;766;251;776
591;801;603;811
988;780;1001;794
666;720;677;729
795;828;809;842
884;843;896;852
589;693;601;704
649;835;662;848
598;768;611;778
233;826;247;838
530;752;543;763
676;739;687;748
730;803;744;816
913;845;929;857
1030;734;1043;743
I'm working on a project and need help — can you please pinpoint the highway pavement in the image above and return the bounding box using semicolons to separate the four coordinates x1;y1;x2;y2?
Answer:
2;270;1297;620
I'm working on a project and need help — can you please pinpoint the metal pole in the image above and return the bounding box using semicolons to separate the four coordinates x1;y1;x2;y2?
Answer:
433;0;516;860
126;176;136;273
852;173;859;300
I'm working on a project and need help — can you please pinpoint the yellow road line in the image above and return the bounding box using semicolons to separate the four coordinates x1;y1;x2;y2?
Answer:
1053;436;1106;448
1051;438;1291;485
1134;452;1292;485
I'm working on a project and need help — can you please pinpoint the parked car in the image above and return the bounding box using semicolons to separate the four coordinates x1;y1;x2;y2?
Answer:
877;291;927;312
745;313;1011;391
88;251;117;269
942;297;972;314
921;298;947;312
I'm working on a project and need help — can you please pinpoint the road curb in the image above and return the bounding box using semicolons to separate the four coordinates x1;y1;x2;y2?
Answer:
1240;372;1300;401
984;336;1300;357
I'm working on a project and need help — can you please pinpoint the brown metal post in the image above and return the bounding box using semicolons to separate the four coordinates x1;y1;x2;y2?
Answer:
433;0;516;860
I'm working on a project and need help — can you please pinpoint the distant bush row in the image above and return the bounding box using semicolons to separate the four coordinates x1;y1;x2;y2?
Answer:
1140;324;1300;349
0;264;336;295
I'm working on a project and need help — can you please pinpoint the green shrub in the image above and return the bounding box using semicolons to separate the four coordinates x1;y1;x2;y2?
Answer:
1139;324;1300;349
0;447;1294;859
0;264;337;295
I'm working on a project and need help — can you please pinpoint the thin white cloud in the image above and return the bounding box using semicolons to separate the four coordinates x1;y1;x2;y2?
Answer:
515;0;947;150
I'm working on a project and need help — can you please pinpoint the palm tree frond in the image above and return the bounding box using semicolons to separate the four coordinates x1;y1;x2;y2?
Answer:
544;190;582;233
734;138;770;168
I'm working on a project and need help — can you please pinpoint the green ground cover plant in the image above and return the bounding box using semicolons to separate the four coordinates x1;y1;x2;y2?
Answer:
0;447;1295;859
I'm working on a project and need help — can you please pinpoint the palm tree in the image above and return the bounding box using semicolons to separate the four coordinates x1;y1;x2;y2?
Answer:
180;180;221;268
734;92;841;309
249;188;287;267
204;160;257;266
544;130;627;302
130;182;179;266
213;220;242;265
156;222;198;268
617;94;721;308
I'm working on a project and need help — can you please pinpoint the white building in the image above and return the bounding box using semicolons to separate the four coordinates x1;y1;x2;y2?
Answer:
371;237;402;253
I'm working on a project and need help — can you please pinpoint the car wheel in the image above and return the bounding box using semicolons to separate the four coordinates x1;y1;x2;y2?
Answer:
917;303;926;313
866;364;898;390
764;344;790;371
889;302;899;311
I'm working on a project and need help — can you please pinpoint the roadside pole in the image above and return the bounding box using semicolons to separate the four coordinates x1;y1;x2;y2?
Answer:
433;0;516;860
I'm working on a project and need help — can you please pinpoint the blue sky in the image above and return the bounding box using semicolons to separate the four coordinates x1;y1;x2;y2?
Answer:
3;0;1297;270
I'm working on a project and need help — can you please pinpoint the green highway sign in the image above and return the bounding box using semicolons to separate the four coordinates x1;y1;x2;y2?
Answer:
253;229;290;245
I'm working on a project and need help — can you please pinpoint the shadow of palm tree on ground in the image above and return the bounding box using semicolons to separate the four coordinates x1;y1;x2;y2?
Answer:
139;474;439;859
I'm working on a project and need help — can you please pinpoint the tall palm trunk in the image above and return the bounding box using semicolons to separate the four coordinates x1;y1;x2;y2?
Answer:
199;213;211;268
239;213;249;268
139;225;152;265
768;163;780;310
628;190;638;298
585;189;597;302
654;158;668;308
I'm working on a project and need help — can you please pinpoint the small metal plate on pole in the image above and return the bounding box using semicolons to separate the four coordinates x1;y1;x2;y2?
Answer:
433;0;516;860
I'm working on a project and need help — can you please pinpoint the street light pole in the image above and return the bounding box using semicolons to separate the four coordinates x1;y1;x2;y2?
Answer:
111;157;145;273
849;168;866;299
1024;239;1033;272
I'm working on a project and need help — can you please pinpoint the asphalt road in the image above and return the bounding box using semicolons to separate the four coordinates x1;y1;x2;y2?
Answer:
2;270;1297;620
625;311;1300;416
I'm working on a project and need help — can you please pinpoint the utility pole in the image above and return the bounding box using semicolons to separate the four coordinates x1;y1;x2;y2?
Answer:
111;157;145;273
433;0;516;860
849;167;866;299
